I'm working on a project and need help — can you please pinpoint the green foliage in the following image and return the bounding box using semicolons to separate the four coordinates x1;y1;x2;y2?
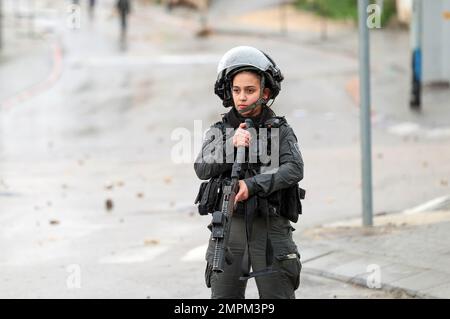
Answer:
295;0;397;26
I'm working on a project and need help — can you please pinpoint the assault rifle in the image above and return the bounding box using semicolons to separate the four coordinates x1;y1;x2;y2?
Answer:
210;118;253;273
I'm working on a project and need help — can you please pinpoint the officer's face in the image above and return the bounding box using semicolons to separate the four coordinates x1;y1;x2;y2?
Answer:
232;71;270;117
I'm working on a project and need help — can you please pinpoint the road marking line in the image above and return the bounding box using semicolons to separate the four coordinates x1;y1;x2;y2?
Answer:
404;196;450;215
387;122;421;136
181;244;207;262
426;128;450;139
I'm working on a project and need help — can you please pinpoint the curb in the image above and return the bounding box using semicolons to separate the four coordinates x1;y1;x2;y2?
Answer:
0;39;63;110
302;266;437;299
300;207;450;299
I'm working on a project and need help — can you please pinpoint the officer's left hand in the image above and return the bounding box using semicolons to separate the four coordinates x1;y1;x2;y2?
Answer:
234;180;249;204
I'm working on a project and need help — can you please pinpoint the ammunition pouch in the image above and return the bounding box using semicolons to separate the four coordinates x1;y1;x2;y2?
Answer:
264;185;305;223
194;176;230;216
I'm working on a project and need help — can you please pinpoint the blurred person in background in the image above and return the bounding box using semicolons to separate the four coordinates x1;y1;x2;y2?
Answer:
89;0;96;19
116;0;131;45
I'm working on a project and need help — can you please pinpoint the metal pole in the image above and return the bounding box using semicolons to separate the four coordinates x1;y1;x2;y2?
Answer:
358;0;373;227
0;0;3;50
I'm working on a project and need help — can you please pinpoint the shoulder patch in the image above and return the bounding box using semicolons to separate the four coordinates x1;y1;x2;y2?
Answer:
264;116;287;128
212;121;223;128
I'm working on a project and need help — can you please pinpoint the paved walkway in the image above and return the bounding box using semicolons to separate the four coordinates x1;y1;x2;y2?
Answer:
299;200;450;298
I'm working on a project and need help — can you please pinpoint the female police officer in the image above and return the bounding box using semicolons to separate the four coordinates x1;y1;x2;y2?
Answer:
194;46;304;299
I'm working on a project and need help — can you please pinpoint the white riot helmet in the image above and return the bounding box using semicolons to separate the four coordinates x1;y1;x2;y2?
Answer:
214;46;284;113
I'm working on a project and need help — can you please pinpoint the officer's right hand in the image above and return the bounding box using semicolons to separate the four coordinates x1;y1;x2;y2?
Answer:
234;180;249;204
232;123;251;148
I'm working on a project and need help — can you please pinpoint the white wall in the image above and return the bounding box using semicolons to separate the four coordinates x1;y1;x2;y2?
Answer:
421;0;450;84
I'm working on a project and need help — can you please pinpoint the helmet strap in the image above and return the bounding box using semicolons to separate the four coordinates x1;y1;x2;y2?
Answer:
237;76;267;114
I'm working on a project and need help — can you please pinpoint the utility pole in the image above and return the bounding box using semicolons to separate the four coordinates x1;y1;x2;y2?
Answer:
358;0;373;227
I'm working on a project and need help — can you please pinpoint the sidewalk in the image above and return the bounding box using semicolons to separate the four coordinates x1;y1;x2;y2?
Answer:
208;2;354;41
298;200;450;299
